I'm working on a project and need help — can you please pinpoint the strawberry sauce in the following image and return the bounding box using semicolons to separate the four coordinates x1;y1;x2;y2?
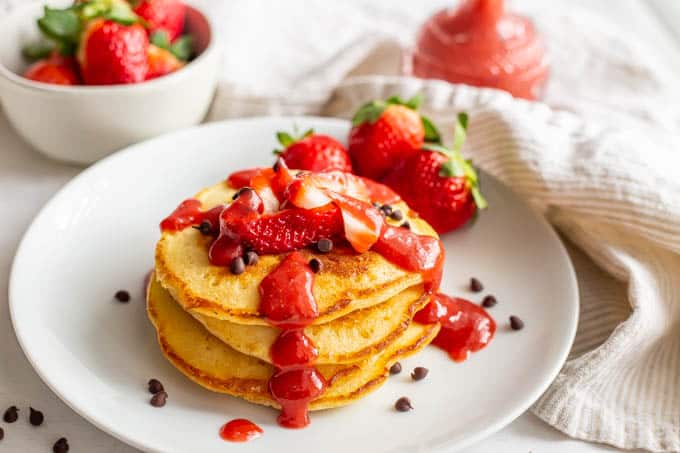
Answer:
219;418;263;442
159;199;223;232
415;293;496;362
259;252;326;428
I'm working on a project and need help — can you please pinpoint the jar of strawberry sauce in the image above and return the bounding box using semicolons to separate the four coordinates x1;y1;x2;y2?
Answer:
406;0;549;100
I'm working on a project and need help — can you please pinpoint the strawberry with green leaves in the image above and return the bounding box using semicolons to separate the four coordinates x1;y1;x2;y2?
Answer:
382;113;487;234
275;129;352;173
348;94;440;180
23;53;80;85
132;0;187;42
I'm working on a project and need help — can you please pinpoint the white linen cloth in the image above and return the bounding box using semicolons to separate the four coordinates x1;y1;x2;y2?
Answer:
2;0;680;451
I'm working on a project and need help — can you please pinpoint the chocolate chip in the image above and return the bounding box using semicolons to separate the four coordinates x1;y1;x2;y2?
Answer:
272;161;280;172
148;378;164;394
394;397;413;412
510;315;524;330
379;204;393;217
192;220;213;236
53;437;69;453
316;238;333;253
0;426;4;441
400;221;411;230
230;257;246;275
150;391;167;407
244;251;259;266
390;209;404;221
114;290;130;303
389;362;402;375
309;258;323;273
469;277;483;292
3;406;18;423
481;295;497;308
411;367;429;381
29;407;44;426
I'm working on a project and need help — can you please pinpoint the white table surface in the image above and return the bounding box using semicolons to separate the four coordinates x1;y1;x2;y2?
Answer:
1;1;678;451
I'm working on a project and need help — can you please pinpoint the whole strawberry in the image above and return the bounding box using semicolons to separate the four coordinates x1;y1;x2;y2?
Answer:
78;18;149;84
133;0;186;42
382;113;487;234
275;129;352;173
146;44;183;79
348;94;440;180
24;53;80;85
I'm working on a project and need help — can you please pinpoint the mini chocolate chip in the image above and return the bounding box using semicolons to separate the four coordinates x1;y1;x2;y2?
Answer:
394;397;413;412
244;251;259;266
400;221;411;230
481;295;497;308
380;204;393;217
148;378;164;394
469;277;483;292
3;406;18;423
192;220;213;236
53;437;69;453
389;362;402;375
150;391;168;407
390;209;404;221
0;426;4;441
272;161;280;172
230;257;246;275
309;258;323;273
510;315;525;330
29;407;44;426
411;367;429;381
114;290;130;303
316;238;333;253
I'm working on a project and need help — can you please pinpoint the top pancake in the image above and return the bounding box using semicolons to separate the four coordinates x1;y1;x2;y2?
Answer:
155;178;438;326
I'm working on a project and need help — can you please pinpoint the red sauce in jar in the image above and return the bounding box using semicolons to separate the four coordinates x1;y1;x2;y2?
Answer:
219;418;263;442
415;293;496;361
259;252;327;429
410;0;549;100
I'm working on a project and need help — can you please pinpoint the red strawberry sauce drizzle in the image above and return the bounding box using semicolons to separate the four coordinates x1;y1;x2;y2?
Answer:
219;418;263;442
159;166;495;430
415;293;496;362
260;252;326;428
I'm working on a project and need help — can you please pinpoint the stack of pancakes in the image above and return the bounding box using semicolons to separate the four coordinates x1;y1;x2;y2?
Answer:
148;179;441;411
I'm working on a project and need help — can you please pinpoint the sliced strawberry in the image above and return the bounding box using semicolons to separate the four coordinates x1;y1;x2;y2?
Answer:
327;192;383;253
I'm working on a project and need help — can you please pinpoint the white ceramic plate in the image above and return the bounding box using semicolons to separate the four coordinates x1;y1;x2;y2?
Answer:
10;117;578;453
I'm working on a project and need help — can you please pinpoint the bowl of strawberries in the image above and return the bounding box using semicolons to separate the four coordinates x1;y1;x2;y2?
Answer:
0;0;220;164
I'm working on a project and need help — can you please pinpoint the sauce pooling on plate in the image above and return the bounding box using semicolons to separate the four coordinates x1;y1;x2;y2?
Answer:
219;418;263;442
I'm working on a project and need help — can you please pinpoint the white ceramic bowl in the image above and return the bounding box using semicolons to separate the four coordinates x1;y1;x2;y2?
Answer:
0;0;221;164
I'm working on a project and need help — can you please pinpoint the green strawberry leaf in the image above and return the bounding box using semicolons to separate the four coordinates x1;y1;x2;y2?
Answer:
79;2;109;20
352;100;387;126
421;115;441;144
452;112;468;153
106;0;138;25
150;30;171;48
276;131;295;147
170;34;193;61
37;7;81;44
22;41;54;61
404;93;422;110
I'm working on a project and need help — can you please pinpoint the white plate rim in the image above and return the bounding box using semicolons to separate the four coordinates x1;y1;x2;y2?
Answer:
9;116;579;452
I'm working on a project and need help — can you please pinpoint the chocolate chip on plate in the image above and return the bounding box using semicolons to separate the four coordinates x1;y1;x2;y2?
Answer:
114;290;130;303
148;378;164;394
390;209;404;221
394;397;413;412
389;362;402;375
316;238;333;253
469;277;483;292
0;426;4;441
411;367;429;381
53;437;69;453
3;406;18;423
244;251;259;266
510;315;525;330
230;257;246;275
29;407;44;426
309;258;323;273
481;295;497;308
150;391;168;407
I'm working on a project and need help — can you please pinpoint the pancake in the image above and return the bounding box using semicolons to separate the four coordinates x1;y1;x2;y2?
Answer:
184;277;430;364
155;179;438;326
147;276;439;410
